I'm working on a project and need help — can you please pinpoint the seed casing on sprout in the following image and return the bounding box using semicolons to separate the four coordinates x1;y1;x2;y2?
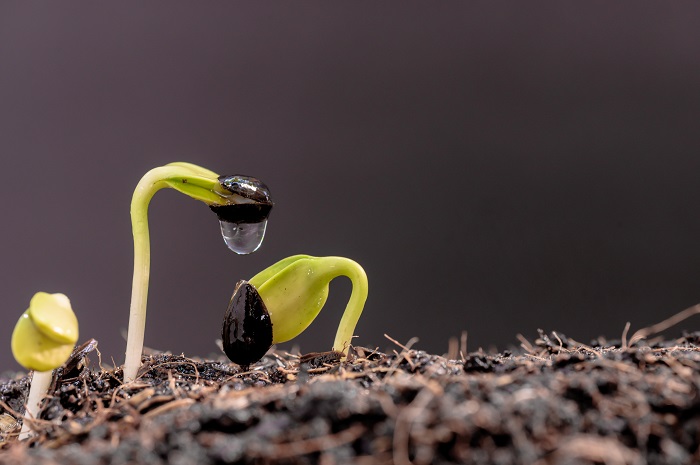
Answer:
221;280;273;366
210;175;273;254
221;255;368;366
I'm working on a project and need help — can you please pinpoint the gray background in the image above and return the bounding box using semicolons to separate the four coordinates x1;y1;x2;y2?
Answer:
2;3;700;372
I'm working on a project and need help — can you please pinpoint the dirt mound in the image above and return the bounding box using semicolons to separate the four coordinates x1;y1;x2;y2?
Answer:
2;332;700;464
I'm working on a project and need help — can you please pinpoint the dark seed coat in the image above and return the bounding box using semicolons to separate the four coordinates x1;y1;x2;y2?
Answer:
210;174;273;224
221;280;273;366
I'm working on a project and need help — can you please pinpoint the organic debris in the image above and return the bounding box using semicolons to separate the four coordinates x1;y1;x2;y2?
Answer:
1;332;700;464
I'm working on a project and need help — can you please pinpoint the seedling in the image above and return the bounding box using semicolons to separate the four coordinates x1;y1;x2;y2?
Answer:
125;162;273;381
11;292;79;439
222;255;368;366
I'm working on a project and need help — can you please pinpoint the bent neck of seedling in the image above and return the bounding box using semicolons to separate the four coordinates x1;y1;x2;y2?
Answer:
323;257;369;355
124;164;232;382
124;169;166;382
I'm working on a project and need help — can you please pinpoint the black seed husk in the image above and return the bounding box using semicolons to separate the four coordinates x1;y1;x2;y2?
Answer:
221;280;273;366
209;203;272;224
218;175;272;204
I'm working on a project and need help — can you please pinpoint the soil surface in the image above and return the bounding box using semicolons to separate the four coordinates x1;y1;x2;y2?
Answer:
1;331;700;465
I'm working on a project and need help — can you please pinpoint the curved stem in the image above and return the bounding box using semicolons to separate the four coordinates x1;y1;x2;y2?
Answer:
327;257;369;355
123;168;167;382
123;164;231;382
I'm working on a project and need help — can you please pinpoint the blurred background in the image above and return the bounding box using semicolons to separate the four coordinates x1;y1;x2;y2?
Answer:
2;3;700;371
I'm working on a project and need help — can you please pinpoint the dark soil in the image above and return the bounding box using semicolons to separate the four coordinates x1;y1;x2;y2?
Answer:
2;330;700;465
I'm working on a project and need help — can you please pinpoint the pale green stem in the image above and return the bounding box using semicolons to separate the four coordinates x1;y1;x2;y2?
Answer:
326;257;369;355
19;370;52;440
123;165;231;382
124;168;166;382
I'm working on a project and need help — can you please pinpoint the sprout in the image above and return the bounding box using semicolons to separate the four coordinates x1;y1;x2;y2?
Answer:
222;255;368;366
125;162;273;382
11;292;79;439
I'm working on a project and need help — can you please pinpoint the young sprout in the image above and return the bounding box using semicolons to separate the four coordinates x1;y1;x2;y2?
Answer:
125;162;273;381
222;255;368;366
11;292;79;439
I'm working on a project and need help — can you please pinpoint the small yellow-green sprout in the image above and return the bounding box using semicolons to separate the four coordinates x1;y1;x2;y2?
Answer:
125;162;273;381
221;255;368;366
11;292;79;439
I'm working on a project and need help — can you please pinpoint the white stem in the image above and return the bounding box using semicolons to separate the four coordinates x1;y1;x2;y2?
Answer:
19;370;52;440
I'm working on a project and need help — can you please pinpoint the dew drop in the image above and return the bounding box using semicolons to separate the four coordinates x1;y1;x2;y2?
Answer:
219;220;268;254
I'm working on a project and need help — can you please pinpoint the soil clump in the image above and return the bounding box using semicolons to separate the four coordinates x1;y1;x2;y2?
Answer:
1;331;700;464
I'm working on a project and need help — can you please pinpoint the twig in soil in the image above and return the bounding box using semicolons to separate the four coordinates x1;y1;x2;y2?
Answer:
621;321;631;350
384;336;420;379
0;400;23;421
94;346;105;371
270;352;290;363
522;353;550;363
142;398;195;419
553;434;641;465
353;346;382;361
446;331;469;361
248;423;366;459
447;337;458;361
628;303;700;347
516;333;535;354
393;350;416;371
384;334;419;352
552;331;564;353
568;338;603;357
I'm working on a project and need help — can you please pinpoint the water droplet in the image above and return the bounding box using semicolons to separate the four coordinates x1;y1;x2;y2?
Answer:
219;220;268;254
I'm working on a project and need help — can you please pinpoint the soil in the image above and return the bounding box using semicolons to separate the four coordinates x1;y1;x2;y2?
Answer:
1;330;700;465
